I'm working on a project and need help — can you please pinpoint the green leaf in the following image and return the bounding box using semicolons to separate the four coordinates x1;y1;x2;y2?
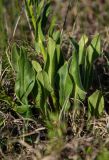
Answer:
35;80;49;116
58;62;73;109
11;44;20;72
25;0;36;31
37;0;44;16
83;34;101;90
38;20;44;41
15;105;29;114
35;70;54;115
46;37;56;86
88;90;104;117
41;1;51;31
37;20;47;61
49;16;57;36
45;35;64;87
69;50;86;104
37;70;53;93
32;60;42;72
52;31;61;42
70;38;79;52
69;51;83;88
15;105;32;118
87;34;101;64
78;34;88;65
75;85;86;101
35;80;43;108
15;47;35;104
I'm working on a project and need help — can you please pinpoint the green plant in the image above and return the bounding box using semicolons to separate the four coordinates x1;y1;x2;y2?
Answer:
9;1;105;145
11;34;104;119
11;44;35;117
25;0;53;59
88;90;104;117
69;34;104;116
70;34;101;90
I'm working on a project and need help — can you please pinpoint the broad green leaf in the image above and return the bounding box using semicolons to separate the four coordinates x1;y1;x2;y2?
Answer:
69;51;83;89
35;80;49;116
53;31;61;42
46;35;64;87
78;35;88;64
74;85;86;101
49;16;57;36
15;47;35;104
70;38;79;52
58;62;73;109
52;31;64;67
83;34;101;90
37;20;47;61
88;90;104;117
35;42;40;53
36;70;57;112
87;34;101;64
32;60;42;72
38;20;45;41
69;51;86;102
11;44;20;72
35;80;44;108
37;70;53;93
36;70;55;114
47;37;56;86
